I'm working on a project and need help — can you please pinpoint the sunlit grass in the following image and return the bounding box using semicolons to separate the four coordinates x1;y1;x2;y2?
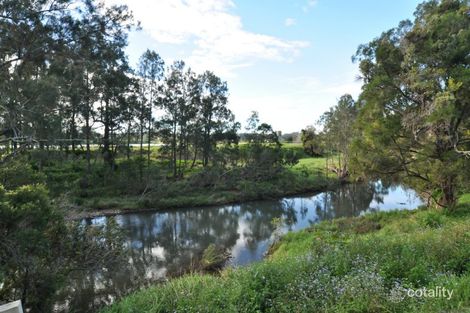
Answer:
458;193;470;205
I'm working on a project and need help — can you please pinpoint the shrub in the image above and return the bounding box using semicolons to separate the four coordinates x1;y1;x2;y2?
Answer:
0;159;46;189
0;184;128;312
419;210;445;228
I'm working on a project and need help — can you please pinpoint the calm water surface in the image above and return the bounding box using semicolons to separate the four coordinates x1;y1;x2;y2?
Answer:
57;181;422;312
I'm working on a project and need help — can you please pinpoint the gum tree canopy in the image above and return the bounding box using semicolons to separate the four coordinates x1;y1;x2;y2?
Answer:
351;0;470;208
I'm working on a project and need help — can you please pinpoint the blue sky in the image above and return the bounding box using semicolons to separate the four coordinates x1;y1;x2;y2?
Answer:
108;0;422;132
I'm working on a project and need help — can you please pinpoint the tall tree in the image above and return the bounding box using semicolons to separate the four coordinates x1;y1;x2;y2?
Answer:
89;2;134;168
196;71;232;167
158;61;198;178
351;0;470;207
0;0;71;150
121;78;140;160
137;50;164;173
242;111;283;180
319;94;357;180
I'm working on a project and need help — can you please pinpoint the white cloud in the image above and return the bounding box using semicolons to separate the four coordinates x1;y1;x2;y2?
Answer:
302;0;318;13
284;17;296;27
106;0;309;77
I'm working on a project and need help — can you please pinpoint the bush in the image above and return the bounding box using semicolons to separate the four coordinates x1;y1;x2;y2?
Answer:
0;184;66;311
419;210;445;228
0;159;46;189
0;184;128;312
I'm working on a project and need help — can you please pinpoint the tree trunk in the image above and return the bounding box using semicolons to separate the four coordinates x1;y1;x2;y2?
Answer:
147;105;152;170
85;73;91;175
202;116;212;167
172;122;177;179
71;107;76;153
139;108;144;181
102;99;113;168
127;121;131;160
191;146;198;169
439;176;457;209
203;132;209;167
177;129;184;178
85;112;91;175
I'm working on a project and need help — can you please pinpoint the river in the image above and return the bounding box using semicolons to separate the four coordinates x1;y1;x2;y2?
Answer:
55;181;422;312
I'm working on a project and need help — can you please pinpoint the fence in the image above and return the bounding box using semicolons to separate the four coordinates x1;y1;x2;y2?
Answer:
0;301;23;313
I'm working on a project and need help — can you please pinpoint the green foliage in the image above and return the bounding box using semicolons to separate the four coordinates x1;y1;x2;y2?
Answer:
319;94;358;180
0;184;66;311
237;112;296;181
0;183;127;311
60;154;331;213
280;143;309;158
300;126;324;157
351;0;470;208
157;62;237;178
0;159;46;190
280;148;300;167
459;193;470;206
419;210;446;228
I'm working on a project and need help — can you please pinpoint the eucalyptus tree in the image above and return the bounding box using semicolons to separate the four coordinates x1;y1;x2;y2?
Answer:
319;94;357;179
0;0;72;149
245;111;280;146
158;61;185;178
97;65;133;168
122;78;140;160
0;0;136;168
177;68;199;176
137;50;164;170
351;0;470;207
86;2;134;168
158;61;200;178
242;111;284;180
64;0;104;172
50;34;85;153
59;62;82;153
196;71;233;167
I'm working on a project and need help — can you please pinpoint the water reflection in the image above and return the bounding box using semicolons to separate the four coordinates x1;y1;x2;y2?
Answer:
57;181;422;313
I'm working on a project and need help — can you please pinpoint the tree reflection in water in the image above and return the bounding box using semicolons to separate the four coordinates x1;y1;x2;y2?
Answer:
55;181;422;313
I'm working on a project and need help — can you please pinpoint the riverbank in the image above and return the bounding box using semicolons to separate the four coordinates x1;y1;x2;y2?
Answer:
63;156;338;219
101;194;470;313
1;144;339;220
65;174;337;220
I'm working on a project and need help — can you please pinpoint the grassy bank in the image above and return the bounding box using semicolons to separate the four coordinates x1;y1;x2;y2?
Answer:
12;143;337;218
66;167;335;219
101;195;470;313
2;143;337;219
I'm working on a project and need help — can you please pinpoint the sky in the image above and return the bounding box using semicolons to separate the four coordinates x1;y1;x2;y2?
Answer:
105;0;422;133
